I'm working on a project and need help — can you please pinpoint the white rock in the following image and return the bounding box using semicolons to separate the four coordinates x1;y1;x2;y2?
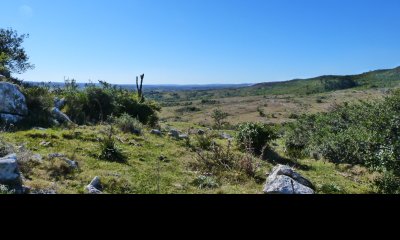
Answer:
0;82;28;116
51;107;72;123
264;175;315;194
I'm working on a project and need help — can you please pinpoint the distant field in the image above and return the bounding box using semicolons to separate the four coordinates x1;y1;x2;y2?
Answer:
160;88;388;126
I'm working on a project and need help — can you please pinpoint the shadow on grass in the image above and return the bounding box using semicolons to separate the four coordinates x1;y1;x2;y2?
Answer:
262;148;313;171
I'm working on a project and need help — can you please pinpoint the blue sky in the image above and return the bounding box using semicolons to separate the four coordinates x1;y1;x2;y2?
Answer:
1;0;400;84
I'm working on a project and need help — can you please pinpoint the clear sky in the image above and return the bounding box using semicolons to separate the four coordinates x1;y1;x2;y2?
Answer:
1;0;400;84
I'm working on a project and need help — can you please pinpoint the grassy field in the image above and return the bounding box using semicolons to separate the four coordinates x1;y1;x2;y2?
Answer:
160;88;387;126
1;122;376;194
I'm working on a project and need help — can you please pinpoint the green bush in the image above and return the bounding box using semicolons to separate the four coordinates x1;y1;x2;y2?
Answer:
113;113;143;134
20;85;54;128
60;79;160;125
236;122;278;154
285;89;400;193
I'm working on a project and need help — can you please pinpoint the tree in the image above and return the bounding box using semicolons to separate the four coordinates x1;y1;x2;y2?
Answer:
211;109;229;129
0;28;34;77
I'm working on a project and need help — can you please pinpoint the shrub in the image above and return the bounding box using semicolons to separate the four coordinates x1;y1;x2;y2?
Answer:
285;89;400;193
98;126;126;163
20;85;54;128
194;141;237;174
61;79;160;126
236;122;278;154
0;185;15;194
113;113;143;134
211;109;229;129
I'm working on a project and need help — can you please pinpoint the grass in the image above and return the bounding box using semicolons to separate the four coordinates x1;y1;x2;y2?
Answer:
0;123;376;194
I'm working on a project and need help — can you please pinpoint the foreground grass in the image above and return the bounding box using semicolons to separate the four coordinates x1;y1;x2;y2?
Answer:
0;124;376;194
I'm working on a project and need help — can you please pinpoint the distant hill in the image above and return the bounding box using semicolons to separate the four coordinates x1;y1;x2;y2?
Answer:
251;66;400;95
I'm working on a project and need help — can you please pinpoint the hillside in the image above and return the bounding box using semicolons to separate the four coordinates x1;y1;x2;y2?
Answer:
147;66;400;103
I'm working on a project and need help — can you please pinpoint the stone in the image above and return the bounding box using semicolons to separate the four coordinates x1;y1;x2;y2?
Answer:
178;134;189;139
169;129;180;138
150;129;162;136
132;129;141;135
63;158;79;169
0;154;22;186
264;164;315;194
267;165;314;190
51;107;72;123
48;153;65;158
39;141;52;147
33;127;47;131
0;82;28;117
85;176;102;194
263;175;314;194
220;133;233;140
31;154;43;163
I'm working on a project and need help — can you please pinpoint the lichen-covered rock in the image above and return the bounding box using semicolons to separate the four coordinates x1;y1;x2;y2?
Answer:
264;175;314;194
51;107;72;123
0;82;28;123
264;164;315;194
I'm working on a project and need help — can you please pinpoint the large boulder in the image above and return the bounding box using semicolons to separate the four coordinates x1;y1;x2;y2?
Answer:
264;165;315;194
0;82;28;123
0;154;22;187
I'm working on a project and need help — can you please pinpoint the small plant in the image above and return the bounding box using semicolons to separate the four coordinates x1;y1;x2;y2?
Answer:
98;125;126;163
257;106;266;117
211;109;229;129
194;141;238;174
192;175;219;189
194;133;214;150
113;113;143;134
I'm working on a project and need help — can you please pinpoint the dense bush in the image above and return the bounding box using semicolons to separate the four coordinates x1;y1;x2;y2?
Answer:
285;89;400;193
236;122;278;154
20;85;54;128
60;80;160;126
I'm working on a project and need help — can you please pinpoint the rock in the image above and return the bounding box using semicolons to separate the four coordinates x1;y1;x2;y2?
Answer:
48;153;65;158
150;129;162;136
220;133;233;140
85;176;102;194
0;154;22;187
0;113;23;124
169;129;180;138
267;165;314;189
197;129;205;135
51;107;72;123
264;165;315;194
30;188;57;194
31;154;43;163
132;129;141;135
54;97;66;109
0;82;28;122
63;158;79;169
33;127;47;131
264;175;315;194
179;134;189;139
39;141;52;147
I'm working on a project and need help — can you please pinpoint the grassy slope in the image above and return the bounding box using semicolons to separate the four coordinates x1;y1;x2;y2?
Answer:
1;123;375;194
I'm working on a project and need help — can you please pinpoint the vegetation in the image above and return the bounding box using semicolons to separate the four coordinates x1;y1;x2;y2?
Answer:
211;109;229;129
236;122;278;154
285;89;400;193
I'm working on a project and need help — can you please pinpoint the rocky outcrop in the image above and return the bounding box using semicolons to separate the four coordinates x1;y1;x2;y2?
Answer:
0;82;28;123
54;97;66;109
85;176;103;194
264;165;315;194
